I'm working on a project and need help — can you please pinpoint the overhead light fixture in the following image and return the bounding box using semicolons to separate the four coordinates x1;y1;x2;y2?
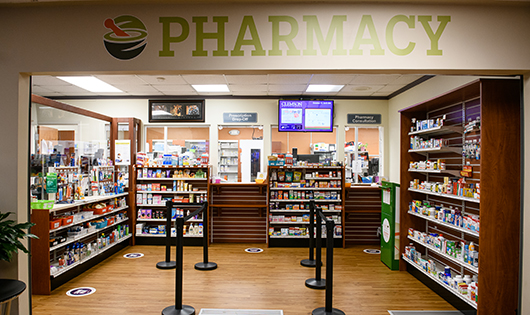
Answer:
306;84;344;93
56;76;123;93
192;84;230;92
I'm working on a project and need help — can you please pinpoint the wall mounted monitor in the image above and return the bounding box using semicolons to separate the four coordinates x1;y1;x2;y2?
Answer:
278;100;334;132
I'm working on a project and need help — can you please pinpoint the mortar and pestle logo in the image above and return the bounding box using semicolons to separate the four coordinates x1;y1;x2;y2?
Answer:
104;15;147;60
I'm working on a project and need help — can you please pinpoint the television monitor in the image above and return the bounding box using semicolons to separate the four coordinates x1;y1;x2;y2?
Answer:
278;100;334;132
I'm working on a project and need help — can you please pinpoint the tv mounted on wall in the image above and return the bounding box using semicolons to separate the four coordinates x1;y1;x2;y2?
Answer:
278;100;334;132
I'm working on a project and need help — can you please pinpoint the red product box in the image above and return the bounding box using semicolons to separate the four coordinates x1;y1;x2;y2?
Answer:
50;219;62;230
61;216;73;226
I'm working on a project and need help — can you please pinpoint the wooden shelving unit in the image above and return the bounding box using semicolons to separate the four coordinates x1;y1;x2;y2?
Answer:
266;165;345;247
31;193;131;295
132;165;210;246
399;79;521;314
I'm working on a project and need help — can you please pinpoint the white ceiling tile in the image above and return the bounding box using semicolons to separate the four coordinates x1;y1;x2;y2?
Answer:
154;85;196;92
229;84;268;92
349;74;401;85
268;74;312;85
268;84;307;92
195;92;232;96
267;91;304;96
45;85;95;93
161;91;199;96
342;84;384;93
391;74;424;85
112;84;160;93
371;92;392;97
125;91;165;96
32;76;71;86
137;75;187;85
309;74;356;85
376;84;406;93
31;86;54;93
94;75;147;85
225;75;268;85
232;91;269;96
181;75;227;85
33;91;63;97
336;90;374;96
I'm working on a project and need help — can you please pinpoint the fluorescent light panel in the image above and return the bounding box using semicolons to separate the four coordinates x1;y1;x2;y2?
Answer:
56;76;123;93
306;84;344;93
192;84;230;92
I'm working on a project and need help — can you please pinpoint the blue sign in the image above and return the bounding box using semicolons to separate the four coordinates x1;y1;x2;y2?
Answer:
123;253;144;259
223;112;258;123
245;248;263;253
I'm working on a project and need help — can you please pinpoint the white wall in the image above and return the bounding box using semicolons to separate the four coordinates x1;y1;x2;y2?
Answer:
65;98;389;178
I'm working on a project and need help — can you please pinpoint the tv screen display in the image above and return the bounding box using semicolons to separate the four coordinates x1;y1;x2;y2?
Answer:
278;100;334;132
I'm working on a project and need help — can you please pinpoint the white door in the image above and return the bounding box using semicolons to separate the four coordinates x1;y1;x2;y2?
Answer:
240;139;264;183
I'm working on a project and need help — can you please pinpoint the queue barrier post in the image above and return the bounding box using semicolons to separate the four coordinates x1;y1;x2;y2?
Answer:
301;200;317;267
156;200;176;270
305;206;326;290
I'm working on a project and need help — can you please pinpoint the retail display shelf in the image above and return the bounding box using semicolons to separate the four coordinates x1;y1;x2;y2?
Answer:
136;218;203;223
270;166;342;169
408;188;480;204
269;199;342;202
137;177;207;181
49;206;129;234
50;217;130;252
270;187;341;191
50;193;129;212
136;190;207;194
408;125;464;137
407;235;479;274
305;177;342;180
408;146;461;155
220;155;238;157
401;255;477;309
219;147;238;150
136;202;204;207
269;235;342;239
269;221;309;225
135;233;202;238
137;165;208;169
51;234;132;278
219;164;238;166
407;211;479;238
218;171;238;173
269;209;341;213
408;169;461;177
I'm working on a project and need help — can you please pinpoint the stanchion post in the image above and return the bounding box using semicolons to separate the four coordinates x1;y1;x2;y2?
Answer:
312;219;345;315
305;206;326;289
195;202;217;270
301;200;316;267
162;217;195;315
157;200;176;269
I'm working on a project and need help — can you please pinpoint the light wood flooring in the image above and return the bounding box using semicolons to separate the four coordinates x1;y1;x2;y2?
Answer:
32;244;456;315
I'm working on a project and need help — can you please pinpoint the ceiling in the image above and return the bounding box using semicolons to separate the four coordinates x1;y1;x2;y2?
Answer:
32;74;431;99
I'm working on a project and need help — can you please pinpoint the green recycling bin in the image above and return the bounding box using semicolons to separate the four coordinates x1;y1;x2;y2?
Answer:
380;181;400;270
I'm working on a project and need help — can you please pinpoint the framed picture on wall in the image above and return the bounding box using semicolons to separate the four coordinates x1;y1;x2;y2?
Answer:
148;100;205;123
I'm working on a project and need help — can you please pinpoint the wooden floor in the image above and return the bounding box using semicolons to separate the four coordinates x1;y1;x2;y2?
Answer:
32;244;456;315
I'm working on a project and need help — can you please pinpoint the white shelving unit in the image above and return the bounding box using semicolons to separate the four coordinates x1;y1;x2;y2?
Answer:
218;140;239;182
408;125;464;137
408;188;480;204
407;211;479;238
408;168;461;177
270;187;341;191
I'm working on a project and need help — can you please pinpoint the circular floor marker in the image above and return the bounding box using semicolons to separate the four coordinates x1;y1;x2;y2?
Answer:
66;287;96;297
363;249;381;254
245;248;263;253
123;253;144;259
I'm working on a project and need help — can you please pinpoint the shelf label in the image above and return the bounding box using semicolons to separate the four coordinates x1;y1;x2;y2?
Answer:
347;114;381;125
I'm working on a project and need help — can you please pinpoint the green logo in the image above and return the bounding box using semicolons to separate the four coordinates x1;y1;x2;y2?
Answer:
104;15;147;60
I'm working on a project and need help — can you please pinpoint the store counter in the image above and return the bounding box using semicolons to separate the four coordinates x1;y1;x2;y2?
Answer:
209;182;268;243
344;185;382;245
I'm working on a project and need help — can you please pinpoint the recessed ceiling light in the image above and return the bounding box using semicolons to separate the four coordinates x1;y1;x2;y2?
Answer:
306;84;344;93
192;84;230;92
56;76;123;93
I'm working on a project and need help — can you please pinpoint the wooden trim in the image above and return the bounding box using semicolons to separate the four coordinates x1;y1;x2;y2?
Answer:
31;94;113;122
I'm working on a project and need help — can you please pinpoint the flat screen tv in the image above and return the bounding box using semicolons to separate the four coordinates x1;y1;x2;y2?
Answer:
278;100;334;132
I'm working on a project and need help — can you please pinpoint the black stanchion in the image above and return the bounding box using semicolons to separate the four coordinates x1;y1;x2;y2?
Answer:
157;200;176;270
162;217;195;315
312;219;345;315
305;207;326;290
301;200;316;267
194;202;217;270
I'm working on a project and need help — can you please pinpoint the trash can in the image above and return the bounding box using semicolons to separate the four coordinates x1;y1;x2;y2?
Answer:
380;181;400;270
